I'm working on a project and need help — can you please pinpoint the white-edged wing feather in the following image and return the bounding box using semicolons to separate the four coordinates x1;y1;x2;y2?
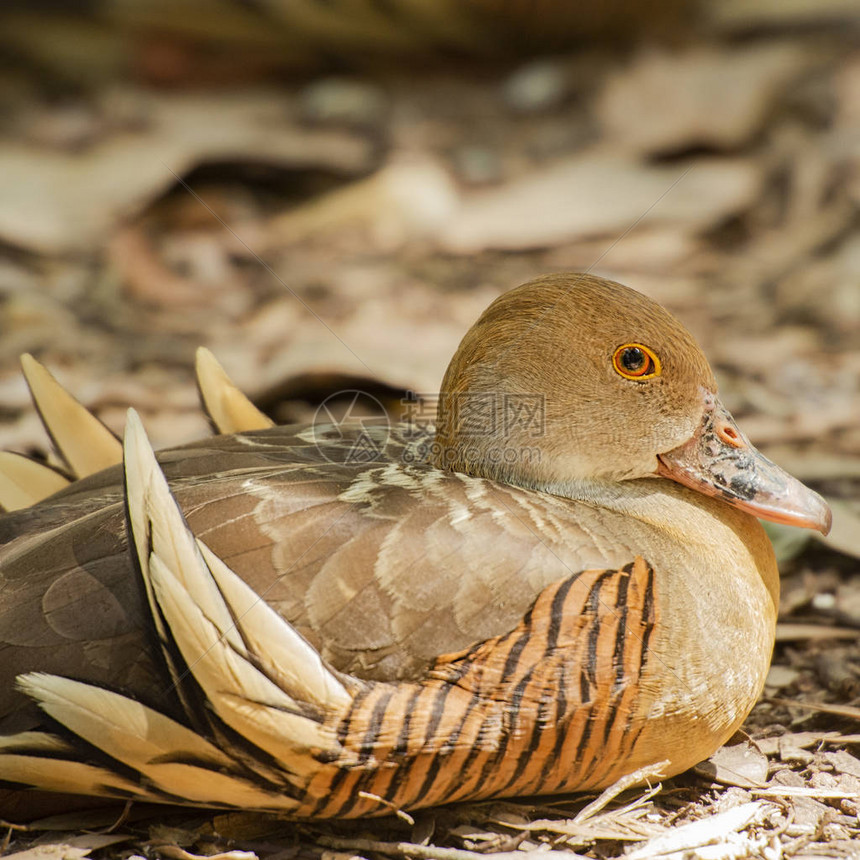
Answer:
123;410;245;658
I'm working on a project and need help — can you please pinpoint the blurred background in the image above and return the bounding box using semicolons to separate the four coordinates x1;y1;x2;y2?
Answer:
0;0;859;784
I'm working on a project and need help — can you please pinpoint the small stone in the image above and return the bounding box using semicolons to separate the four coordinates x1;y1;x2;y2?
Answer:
453;146;502;185
824;750;860;780
765;664;801;690
503;59;569;112
812;592;837;610
300;77;388;127
778;744;814;765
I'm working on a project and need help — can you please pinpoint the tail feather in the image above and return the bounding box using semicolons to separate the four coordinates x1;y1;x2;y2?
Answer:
0;730;145;797
2;683;298;809
195;347;274;434
0;451;70;511
16;673;233;771
5;348;265;511
20;354;122;479
0;754;144;798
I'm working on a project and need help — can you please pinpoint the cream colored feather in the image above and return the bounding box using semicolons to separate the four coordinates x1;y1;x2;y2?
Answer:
0;753;144;797
0;729;144;796
0;450;69;510
0;414;356;806
0;730;75;754
196;540;353;711
195;347;274;434
125;410;346;775
1;687;293;809
20;353;122;478
16;674;275;807
17;673;233;770
123;410;245;661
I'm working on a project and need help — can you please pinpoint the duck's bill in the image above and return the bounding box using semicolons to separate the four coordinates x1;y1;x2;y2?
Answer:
656;394;832;535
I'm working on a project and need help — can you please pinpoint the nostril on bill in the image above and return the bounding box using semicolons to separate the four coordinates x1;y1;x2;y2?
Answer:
716;423;744;448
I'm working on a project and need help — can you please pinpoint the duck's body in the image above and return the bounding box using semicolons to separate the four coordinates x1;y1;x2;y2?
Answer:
0;274;825;816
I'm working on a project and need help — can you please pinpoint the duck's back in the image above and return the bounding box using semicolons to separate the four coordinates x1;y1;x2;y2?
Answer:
0;421;777;786
0;424;618;727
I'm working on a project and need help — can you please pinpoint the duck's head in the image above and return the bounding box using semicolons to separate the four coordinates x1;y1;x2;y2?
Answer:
433;273;831;535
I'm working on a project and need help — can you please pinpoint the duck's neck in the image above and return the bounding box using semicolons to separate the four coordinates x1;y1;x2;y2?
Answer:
539;474;713;529
540;474;781;614
428;424;780;614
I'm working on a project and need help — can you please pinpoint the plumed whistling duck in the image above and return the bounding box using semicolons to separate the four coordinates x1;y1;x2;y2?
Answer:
0;274;830;817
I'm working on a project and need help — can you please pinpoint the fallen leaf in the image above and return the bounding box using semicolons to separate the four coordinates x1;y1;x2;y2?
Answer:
764;664;801;690
695;739;769;788
2;846;93;860
626;801;771;860
439;152;760;252
3;835;130;860
755;730;844;757
597;44;809;153
0;90;374;253
154;847;257;860
268;157;460;251
235;278;501;397
774;624;860;641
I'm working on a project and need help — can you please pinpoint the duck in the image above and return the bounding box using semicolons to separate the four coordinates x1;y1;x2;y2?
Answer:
0;273;830;818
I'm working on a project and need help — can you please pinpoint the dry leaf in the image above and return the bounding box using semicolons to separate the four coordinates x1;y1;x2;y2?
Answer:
2;846;94;860
775;624;860;641
626;801;771;860
268;157;459;251
154;846;257;860
0;90;374;253
695;739;769;788
439;153;760;253
764;664;801;690
597;44;808;153
3;835;129;860
238;280;501;396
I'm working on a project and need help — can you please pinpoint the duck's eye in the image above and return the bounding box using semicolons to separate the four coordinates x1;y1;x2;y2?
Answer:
612;343;661;380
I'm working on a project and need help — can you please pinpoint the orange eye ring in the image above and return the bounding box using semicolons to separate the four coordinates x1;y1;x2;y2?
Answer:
612;343;661;380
